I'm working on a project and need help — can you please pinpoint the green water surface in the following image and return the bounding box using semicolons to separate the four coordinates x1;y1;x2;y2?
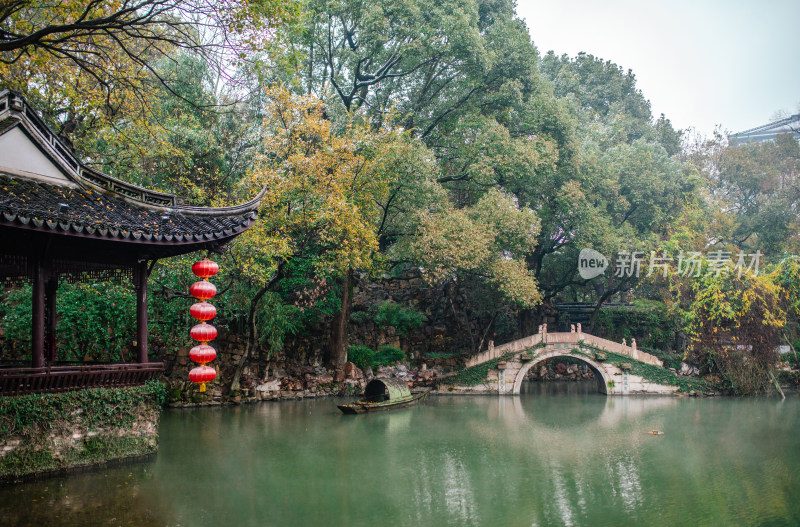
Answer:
1;382;799;526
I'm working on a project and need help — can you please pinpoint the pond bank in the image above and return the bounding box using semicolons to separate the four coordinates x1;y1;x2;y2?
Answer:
0;381;165;483
165;361;444;407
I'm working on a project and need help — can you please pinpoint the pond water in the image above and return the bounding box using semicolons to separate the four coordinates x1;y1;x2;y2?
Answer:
2;382;800;526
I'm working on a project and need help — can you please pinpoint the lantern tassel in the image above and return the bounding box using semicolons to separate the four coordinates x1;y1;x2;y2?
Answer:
199;383;206;393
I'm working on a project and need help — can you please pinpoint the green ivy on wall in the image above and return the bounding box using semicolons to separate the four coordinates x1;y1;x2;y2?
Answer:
0;380;166;439
440;352;514;386
0;381;166;479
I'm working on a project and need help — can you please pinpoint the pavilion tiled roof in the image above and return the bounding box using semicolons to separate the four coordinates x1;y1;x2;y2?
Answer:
0;89;262;258
0;172;257;244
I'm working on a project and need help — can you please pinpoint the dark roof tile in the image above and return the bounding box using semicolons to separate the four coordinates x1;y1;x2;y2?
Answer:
0;173;257;244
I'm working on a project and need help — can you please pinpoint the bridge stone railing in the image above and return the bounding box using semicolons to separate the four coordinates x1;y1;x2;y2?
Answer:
465;334;543;368
580;333;662;366
465;324;662;368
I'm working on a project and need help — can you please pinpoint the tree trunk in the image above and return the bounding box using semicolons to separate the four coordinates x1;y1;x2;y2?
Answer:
784;332;798;364
589;288;616;331
329;269;353;366
230;265;284;392
230;285;269;392
769;369;785;400
476;312;498;354
447;281;475;353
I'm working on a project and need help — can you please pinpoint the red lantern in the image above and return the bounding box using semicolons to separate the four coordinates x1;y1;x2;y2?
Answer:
192;259;219;279
190;280;216;301
189;365;217;392
190;344;216;364
188;258;219;392
190;302;217;321
190;322;217;343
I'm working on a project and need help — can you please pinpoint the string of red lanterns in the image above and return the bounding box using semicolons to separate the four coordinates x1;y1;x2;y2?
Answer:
188;258;219;392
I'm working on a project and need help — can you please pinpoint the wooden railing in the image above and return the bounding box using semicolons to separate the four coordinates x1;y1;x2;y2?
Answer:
0;363;164;396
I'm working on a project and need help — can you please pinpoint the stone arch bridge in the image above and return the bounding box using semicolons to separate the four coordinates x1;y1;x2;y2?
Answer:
452;324;677;395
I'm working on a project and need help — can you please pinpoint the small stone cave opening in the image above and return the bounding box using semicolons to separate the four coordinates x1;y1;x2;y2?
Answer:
525;357;596;382
521;357;606;395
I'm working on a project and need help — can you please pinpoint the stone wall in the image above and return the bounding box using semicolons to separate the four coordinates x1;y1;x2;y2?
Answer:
0;384;163;482
164;358;445;407
528;360;597;381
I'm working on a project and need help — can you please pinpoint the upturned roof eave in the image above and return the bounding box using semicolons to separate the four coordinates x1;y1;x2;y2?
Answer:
0;208;256;247
0;89;266;218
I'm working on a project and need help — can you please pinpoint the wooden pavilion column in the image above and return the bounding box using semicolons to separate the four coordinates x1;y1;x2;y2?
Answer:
31;258;46;368
45;277;58;362
134;261;149;363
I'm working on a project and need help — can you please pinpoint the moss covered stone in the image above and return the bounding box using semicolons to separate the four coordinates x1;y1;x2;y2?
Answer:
0;381;165;480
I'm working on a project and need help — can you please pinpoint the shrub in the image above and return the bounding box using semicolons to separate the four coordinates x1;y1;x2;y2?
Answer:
440;353;513;386
640;345;684;370
347;345;374;370
681;271;784;394
349;310;372;324
373;345;405;365
424;351;458;360
374;301;424;336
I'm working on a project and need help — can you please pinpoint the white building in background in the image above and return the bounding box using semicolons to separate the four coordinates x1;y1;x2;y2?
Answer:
729;114;800;145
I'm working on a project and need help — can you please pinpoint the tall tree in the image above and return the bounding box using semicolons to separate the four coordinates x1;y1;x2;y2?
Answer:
237;87;402;366
88;52;263;202
539;51;655;147
528;51;695;309
296;0;533;130
674;265;785;394
0;0;302;143
686;132;800;256
402;188;542;309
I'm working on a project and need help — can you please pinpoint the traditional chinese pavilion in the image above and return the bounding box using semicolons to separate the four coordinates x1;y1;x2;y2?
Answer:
0;90;261;395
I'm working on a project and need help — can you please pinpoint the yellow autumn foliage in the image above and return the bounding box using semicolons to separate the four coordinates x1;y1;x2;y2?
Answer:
237;87;398;282
407;189;541;307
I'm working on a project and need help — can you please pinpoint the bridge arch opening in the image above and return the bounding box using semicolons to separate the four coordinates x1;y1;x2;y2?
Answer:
513;350;611;395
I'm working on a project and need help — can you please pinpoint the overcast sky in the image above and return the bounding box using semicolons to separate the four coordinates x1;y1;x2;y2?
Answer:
516;0;800;137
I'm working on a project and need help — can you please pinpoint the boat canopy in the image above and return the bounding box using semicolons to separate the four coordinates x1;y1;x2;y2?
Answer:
363;378;411;402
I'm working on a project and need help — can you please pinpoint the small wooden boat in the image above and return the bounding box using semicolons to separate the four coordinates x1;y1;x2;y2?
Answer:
338;378;430;414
